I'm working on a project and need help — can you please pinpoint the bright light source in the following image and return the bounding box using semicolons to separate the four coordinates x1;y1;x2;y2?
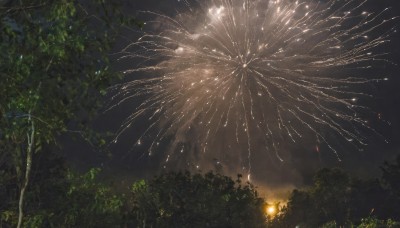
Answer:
267;206;276;214
265;204;278;217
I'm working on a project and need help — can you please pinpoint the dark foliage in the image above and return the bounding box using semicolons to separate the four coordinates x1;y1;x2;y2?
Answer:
128;171;267;228
269;162;400;227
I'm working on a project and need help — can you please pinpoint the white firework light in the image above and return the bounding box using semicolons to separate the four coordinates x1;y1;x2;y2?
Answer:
112;0;396;176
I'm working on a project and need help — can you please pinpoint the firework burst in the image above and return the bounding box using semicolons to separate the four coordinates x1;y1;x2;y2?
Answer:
110;0;396;175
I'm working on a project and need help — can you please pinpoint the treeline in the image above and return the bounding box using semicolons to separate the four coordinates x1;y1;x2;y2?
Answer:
1;151;266;227
1;151;400;227
268;156;400;227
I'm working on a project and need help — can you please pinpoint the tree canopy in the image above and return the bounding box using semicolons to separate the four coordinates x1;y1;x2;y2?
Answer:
0;0;136;225
129;171;266;227
268;162;400;227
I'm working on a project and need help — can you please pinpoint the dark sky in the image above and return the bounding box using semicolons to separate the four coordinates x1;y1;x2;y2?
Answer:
65;0;400;198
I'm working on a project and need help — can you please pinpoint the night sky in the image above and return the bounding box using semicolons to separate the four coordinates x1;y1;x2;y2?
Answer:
65;0;400;199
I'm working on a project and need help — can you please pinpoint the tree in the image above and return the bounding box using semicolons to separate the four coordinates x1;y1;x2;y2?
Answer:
55;168;125;227
128;171;267;227
379;155;400;220
381;155;400;199
269;165;400;227
0;148;69;226
274;168;352;227
269;189;316;227
311;168;351;225
347;178;396;222
0;0;137;226
357;217;400;228
0;156;128;227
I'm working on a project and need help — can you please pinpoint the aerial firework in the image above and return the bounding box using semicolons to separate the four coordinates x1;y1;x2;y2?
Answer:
111;0;396;176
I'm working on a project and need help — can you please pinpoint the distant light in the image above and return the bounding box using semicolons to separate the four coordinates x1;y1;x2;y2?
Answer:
266;205;277;216
267;206;276;214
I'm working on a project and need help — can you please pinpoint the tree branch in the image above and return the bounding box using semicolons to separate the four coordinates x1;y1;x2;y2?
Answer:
17;113;34;228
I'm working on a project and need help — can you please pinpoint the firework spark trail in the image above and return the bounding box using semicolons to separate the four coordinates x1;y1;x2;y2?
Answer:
110;0;397;177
